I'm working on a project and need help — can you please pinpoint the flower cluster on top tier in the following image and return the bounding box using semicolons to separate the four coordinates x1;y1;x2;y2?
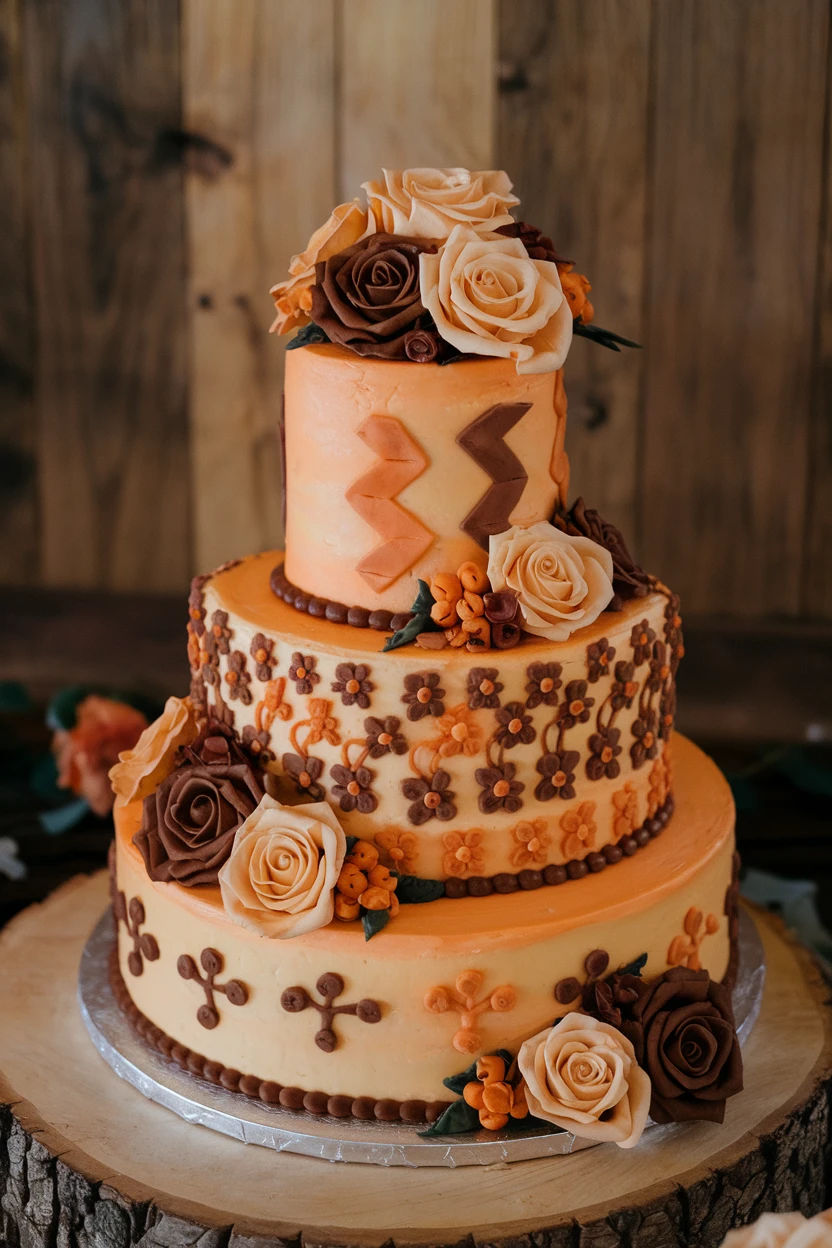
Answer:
269;167;630;373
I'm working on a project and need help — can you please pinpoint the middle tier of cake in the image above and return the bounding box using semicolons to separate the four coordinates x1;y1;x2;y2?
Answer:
187;552;680;887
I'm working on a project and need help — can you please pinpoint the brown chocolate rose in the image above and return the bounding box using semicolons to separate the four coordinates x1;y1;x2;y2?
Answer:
310;233;436;360
553;497;652;609
628;966;743;1124
134;737;264;887
496;220;566;266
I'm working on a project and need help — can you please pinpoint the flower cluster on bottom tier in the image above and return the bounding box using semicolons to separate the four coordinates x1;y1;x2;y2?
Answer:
111;733;738;1134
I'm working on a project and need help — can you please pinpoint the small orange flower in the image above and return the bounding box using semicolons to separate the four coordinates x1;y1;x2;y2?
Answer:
559;802;597;859
306;698;341;747
612;782;639;841
509;818;550;868
433;704;483;759
442;830;484;878
375;829;419;875
647;754;671;818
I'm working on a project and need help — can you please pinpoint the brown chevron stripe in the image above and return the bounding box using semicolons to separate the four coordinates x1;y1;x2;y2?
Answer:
456;402;532;550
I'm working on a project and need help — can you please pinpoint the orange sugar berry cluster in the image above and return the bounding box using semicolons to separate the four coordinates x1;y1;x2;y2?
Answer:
334;840;399;921
430;562;491;649
462;1054;530;1131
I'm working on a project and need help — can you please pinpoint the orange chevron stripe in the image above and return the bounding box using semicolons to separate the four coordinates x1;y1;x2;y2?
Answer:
345;415;434;593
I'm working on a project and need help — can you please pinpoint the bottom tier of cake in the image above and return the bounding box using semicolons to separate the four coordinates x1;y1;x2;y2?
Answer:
111;733;736;1122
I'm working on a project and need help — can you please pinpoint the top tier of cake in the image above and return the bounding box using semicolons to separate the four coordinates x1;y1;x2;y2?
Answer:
283;345;569;615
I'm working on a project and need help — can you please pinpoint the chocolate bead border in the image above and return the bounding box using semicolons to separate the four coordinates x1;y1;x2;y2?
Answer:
108;945;451;1125
443;793;675;899
270;562;414;633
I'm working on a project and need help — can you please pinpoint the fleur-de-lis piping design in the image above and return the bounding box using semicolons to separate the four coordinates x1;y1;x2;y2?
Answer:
177;947;249;1029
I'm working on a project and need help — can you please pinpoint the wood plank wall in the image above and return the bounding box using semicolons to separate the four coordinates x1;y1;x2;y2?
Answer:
1;0;830;618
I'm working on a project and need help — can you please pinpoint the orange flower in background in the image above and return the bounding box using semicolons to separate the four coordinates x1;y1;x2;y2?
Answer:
509;818;550;868
375;828;419;875
559;802;597;859
269;200;368;335
55;696;148;817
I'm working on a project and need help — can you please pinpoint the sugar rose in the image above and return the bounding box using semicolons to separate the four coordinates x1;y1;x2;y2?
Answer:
721;1212;832;1248
219;797;346;939
518;1012;651;1148
363;167;518;239
420;225;573;373
270;200;368;335
310;233;435;360
109;696;200;805
488;521;614;641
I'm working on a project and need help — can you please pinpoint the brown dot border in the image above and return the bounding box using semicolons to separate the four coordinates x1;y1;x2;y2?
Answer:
108;946;451;1125
443;793;675;899
270;561;414;633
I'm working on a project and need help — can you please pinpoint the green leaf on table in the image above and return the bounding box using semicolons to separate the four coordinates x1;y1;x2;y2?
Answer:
0;681;32;712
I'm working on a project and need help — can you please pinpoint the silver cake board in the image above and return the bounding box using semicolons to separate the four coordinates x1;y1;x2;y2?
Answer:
78;908;765;1168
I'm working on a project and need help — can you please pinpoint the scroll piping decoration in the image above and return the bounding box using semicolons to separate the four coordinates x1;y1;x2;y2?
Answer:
345;413;433;592
456;402;532;550
424;969;516;1054
177;947;249;1029
114;892;160;977
281;972;382;1052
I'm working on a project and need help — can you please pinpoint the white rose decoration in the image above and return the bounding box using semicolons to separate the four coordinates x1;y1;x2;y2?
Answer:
722;1212;832;1248
488;521;614;641
362;167;519;239
518;1012;651;1148
419;225;573;373
218;797;346;939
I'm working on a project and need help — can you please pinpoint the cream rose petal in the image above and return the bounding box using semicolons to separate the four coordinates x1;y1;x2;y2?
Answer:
108;696;200;806
362;168;519;238
420;226;572;372
518;1013;651;1149
269;200;367;335
218;797;346;939
488;522;614;642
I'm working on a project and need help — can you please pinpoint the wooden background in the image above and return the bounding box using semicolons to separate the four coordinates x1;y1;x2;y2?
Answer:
1;0;831;621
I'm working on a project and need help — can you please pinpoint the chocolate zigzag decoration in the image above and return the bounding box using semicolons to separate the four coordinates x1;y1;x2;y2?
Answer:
456;402;532;549
346;414;434;593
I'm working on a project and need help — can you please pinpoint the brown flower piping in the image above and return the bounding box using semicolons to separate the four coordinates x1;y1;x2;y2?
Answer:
109;947;449;1123
177;947;249;1030
270;561;414;633
280;972;382;1053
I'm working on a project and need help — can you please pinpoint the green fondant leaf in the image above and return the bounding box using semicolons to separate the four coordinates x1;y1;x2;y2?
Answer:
382;579;442;652
442;1048;514;1095
394;874;445;905
362;908;392;941
573;321;642;352
418;1098;481;1137
345;835;358;854
286;322;330;350
616;952;648;979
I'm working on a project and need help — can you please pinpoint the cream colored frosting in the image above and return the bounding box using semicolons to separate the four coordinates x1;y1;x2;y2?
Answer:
283;346;568;613
114;733;734;1105
193;553;674;880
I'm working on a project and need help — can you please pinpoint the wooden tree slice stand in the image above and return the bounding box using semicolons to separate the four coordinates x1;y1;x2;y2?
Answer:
2;873;832;1248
